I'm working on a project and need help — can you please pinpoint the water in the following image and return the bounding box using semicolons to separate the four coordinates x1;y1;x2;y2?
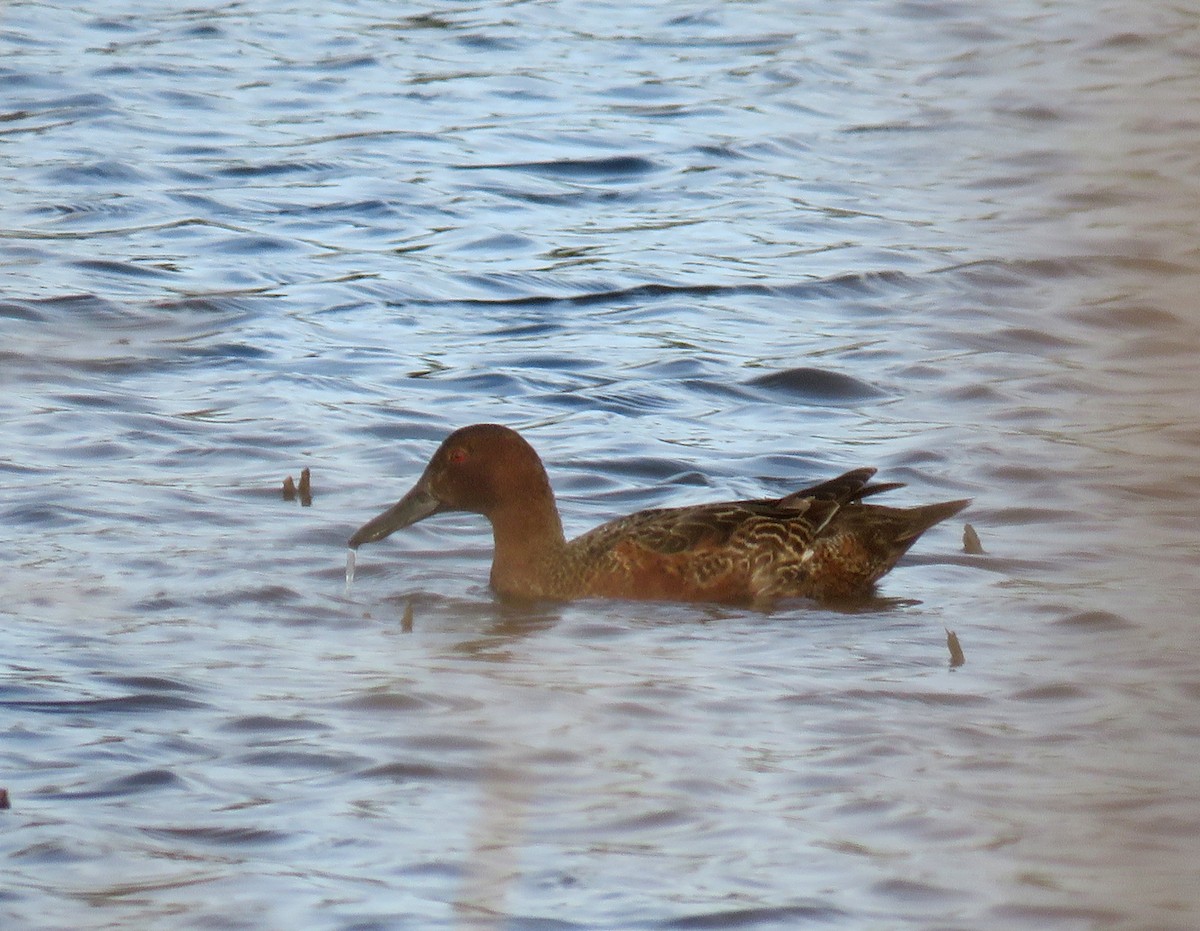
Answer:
3;1;1200;928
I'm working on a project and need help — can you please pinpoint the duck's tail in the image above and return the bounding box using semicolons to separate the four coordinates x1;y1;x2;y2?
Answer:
896;498;971;544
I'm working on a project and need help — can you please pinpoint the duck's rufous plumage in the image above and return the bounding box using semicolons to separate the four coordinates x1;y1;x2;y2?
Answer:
348;424;968;605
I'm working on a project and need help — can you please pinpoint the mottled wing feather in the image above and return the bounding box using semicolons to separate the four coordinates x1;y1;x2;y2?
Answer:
777;467;907;506
571;498;838;559
560;496;844;601
782;467;876;505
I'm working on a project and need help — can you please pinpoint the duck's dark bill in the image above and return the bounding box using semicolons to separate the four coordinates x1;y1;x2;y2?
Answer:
348;482;443;549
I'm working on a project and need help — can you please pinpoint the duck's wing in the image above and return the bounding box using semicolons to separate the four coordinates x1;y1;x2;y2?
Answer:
560;473;966;604
571;496;842;559
778;467;905;507
560;496;842;603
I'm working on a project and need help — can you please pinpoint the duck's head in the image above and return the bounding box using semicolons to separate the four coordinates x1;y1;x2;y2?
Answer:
348;424;554;548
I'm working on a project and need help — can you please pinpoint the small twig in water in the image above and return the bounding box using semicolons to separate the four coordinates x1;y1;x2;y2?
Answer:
282;468;313;505
946;629;966;668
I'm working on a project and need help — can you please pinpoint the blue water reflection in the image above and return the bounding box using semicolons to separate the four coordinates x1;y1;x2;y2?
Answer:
3;1;1200;929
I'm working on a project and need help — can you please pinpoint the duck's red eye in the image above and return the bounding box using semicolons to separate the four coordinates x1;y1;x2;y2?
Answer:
447;447;468;465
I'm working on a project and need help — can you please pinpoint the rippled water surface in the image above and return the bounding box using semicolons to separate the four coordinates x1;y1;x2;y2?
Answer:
4;2;1200;928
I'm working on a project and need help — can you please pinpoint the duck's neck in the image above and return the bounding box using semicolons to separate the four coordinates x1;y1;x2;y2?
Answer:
486;492;568;598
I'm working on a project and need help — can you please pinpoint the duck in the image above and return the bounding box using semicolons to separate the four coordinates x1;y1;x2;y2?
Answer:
348;423;969;605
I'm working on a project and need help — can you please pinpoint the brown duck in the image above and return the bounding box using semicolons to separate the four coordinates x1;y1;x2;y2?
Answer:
348;424;969;605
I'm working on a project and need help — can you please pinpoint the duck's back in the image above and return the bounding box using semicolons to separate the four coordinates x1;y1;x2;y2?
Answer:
557;497;837;603
550;473;967;604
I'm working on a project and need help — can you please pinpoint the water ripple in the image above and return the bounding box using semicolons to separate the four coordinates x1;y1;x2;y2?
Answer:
4;1;1200;929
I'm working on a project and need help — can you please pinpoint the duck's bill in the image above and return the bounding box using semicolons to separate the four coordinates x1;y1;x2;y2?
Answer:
348;482;443;549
